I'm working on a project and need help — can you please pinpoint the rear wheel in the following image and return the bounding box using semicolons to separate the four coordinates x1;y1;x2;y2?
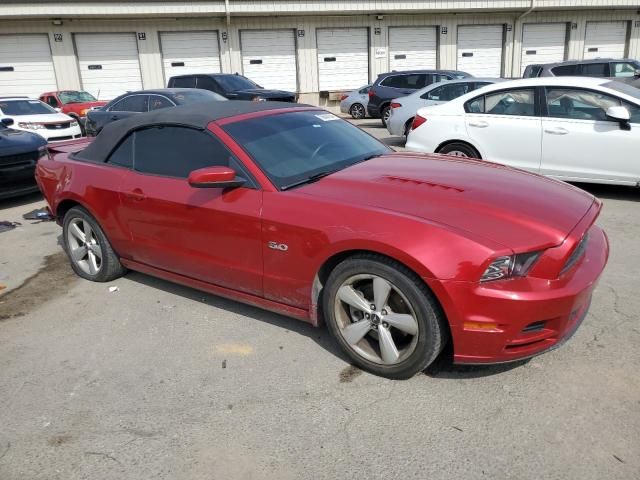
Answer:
380;106;391;127
323;254;447;379
349;103;366;120
63;206;126;282
404;118;414;137
437;142;479;158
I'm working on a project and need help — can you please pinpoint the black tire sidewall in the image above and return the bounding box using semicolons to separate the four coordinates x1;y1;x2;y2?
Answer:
323;256;445;379
439;142;478;158
381;106;391;126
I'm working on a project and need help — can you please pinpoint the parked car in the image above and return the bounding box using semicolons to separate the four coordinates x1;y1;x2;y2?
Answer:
340;84;371;119
85;88;226;136
386;78;505;137
406;77;640;186
39;90;107;133
0;97;82;142
168;73;296;102
523;58;640;88
0;117;47;199
367;69;472;126
36;101;608;379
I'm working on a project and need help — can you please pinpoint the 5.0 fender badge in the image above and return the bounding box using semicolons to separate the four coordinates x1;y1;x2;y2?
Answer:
268;241;288;252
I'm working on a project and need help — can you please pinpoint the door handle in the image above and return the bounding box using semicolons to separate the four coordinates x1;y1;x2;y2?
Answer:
468;120;489;128
124;188;146;201
544;127;569;135
110;115;120;121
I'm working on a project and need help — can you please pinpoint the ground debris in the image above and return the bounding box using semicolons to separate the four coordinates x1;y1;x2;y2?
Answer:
0;221;20;233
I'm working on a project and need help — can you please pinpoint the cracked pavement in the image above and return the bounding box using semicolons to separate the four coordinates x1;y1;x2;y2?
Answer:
0;121;639;479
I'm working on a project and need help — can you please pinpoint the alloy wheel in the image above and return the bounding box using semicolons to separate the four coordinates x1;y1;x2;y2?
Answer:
333;274;419;365
350;103;365;119
445;150;468;157
66;217;103;275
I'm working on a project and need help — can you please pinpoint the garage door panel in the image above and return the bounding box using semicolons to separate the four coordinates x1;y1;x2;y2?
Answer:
161;31;221;82
75;33;143;101
521;23;567;74
389;26;437;71
317;28;368;91
241;30;297;92
0;34;57;98
457;25;504;77
584;21;628;59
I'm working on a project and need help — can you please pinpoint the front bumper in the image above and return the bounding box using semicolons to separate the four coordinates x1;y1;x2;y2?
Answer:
427;225;609;364
0;164;38;199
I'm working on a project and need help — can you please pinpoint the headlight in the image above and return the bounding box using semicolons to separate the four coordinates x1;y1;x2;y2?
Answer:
80;108;89;116
252;96;266;102
70;120;79;127
18;122;45;130
480;251;541;282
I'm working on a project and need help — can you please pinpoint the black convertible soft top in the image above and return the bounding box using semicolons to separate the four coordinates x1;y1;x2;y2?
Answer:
73;100;311;163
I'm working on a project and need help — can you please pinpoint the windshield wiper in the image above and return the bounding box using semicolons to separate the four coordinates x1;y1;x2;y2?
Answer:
280;168;341;191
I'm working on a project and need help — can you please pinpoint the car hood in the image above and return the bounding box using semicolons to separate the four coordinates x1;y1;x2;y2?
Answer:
0;127;46;157
235;88;295;98
11;113;74;123
297;153;595;251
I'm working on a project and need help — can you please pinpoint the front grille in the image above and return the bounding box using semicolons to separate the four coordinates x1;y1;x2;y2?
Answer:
44;121;71;130
0;150;39;170
48;135;73;142
522;321;546;333
561;232;589;275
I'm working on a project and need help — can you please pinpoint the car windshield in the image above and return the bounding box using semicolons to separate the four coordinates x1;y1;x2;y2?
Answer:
603;81;640;102
172;90;227;103
216;75;260;91
223;110;391;190
0;100;56;116
59;91;97;104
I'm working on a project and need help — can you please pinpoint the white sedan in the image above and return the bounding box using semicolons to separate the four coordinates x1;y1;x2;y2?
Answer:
406;77;640;186
0;97;82;142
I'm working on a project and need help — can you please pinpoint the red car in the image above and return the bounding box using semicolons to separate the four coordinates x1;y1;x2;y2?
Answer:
35;102;609;379
39;90;107;132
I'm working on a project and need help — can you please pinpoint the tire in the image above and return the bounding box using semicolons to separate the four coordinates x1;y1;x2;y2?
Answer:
323;254;447;379
62;206;126;282
404;118;414;137
380;106;391;127
349;103;366;120
437;142;480;158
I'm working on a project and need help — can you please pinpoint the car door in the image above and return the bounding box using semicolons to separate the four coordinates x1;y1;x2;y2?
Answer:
463;87;542;172
91;94;149;134
540;87;640;184
112;125;263;295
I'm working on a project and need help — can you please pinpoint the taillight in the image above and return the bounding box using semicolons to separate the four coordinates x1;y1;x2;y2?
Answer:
368;89;375;98
340;94;348;101
411;114;427;130
390;102;402;109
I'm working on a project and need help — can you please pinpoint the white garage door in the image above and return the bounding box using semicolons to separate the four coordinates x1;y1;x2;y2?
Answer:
521;23;567;75
584;21;628;59
241;30;297;92
457;25;504;77
161;31;221;83
317;28;369;91
75;33;143;100
0;34;57;98
389;27;437;71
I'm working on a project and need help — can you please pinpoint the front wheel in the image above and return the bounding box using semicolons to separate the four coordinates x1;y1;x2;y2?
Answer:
437;142;479;158
323;254;447;379
349;103;366;120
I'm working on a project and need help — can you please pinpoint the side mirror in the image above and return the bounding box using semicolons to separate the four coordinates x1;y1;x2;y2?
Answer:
1;118;14;127
188;166;246;189
605;105;631;130
634;69;640;78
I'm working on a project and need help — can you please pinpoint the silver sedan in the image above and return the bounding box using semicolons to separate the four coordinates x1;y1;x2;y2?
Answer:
340;84;371;119
386;78;506;137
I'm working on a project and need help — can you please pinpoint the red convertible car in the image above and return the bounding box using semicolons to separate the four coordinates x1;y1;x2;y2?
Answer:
35;101;609;379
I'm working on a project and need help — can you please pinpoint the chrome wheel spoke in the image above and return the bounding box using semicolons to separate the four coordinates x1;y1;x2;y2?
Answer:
70;223;85;243
88;242;102;260
82;220;94;242
342;319;372;345
385;313;418;335
373;277;391;312
338;286;372;313
70;245;88;262
87;251;98;275
378;326;400;364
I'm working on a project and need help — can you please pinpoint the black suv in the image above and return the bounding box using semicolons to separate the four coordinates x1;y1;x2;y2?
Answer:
167;73;296;102
523;58;640;88
368;70;471;125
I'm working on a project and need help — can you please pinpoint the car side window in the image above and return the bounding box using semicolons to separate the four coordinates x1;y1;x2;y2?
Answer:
196;76;221;93
465;96;485;113
358;86;370;95
622;101;640;124
610;62;638;78
133;126;235;178
425;83;470;101
484;89;536;116
551;65;577;76
106;134;134;168
171;76;196;88
381;74;425;89
110;95;149;113
524;66;543;78
381;75;405;89
579;63;608;77
148;96;174;111
46;96;60;108
545;88;620;121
